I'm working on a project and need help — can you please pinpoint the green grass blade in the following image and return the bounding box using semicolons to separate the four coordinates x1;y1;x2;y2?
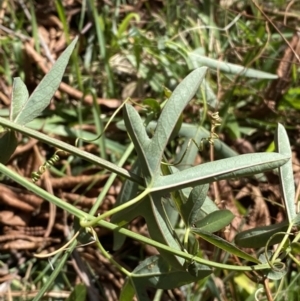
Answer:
87;0;114;96
29;0;40;53
32;242;77;301
54;0;70;41
189;51;278;79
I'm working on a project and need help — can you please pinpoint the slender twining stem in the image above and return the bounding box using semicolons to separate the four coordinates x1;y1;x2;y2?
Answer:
89;142;135;216
207;112;222;204
89;227;131;277
80;188;151;227
184;227;191;251
75;97;132;147
0;117;144;185
34;231;80;258
0;162;275;272
271;223;294;262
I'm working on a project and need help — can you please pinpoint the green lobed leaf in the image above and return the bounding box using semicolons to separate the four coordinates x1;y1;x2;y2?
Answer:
14;37;78;125
112;177;186;269
275;123;296;222
0;130;18;164
10;77;29;121
169;113;183;141
131;255;212;289
150;67;207;173
111;160;142;250
193;230;260;264
180;187;221;217
123;104;152;177
175;124;206;170
124;68;207;177
152;152;289;193
291;213;300;226
129;280;151;301
119;120;237;161
291;242;300;254
160;164;186;219
65;283;86;301
194;210;234;233
142;195;185;269
162;194;180;228
234;221;289;248
119;279;136;301
181;184;209;227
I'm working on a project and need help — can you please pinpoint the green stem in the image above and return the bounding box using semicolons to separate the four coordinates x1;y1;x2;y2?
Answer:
89;142;135;216
271;223;293;263
0;163;273;272
32;241;77;301
184;228;190;250
81;188;151;227
90;227;131;277
288;253;300;266
0;117;144;185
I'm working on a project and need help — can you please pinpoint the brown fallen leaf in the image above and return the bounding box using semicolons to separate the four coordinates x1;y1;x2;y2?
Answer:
0;210;29;226
0;235;60;250
0;184;43;212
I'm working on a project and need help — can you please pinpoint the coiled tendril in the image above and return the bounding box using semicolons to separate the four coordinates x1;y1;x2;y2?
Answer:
31;150;63;183
199;111;222;150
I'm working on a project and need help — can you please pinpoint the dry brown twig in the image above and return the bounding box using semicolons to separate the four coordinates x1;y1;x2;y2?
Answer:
24;42;120;108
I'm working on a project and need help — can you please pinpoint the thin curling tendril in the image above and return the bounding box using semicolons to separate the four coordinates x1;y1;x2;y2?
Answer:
32;98;144;183
75;97;139;148
34;228;96;258
31;150;65;183
161;111;222;166
200;111;222;150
